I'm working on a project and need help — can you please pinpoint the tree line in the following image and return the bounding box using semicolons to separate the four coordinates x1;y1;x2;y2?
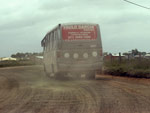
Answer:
11;52;43;59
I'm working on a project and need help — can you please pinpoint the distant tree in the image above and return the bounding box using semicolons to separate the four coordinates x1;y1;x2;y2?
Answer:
130;49;147;57
103;52;108;56
123;52;130;56
131;49;139;56
11;54;16;58
11;52;43;59
141;52;146;56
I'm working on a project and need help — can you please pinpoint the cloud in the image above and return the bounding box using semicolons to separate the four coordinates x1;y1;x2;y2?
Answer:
0;0;150;57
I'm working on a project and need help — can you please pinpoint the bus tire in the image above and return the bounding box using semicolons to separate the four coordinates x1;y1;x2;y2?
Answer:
54;72;68;80
87;71;96;79
44;64;53;78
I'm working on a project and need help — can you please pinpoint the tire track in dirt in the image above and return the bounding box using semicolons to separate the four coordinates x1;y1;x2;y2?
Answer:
0;66;150;113
107;80;150;113
0;75;20;113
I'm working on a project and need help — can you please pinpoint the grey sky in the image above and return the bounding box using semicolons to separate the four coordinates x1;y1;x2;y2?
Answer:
0;0;150;57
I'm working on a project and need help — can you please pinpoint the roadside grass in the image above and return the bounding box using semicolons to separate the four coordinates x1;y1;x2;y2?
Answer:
104;59;150;78
0;60;35;68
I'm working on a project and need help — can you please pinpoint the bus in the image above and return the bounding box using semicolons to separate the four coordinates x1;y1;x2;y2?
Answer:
41;23;103;79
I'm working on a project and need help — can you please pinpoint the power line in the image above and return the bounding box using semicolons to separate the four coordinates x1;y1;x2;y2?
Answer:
123;0;150;9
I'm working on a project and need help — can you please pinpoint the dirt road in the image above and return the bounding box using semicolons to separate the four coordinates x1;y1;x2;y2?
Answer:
0;66;150;113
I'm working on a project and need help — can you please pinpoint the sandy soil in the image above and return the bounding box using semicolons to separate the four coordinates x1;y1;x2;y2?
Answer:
0;66;150;113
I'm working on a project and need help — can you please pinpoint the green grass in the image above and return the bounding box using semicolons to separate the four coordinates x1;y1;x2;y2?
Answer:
104;59;150;78
0;60;36;68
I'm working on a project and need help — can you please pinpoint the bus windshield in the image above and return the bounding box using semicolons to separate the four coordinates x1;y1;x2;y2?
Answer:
62;25;97;41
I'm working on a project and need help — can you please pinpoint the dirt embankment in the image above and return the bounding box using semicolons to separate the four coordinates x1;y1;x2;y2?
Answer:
0;66;150;113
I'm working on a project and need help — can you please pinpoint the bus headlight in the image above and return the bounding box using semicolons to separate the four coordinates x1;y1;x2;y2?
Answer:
83;53;88;58
92;51;98;57
64;53;70;58
73;53;79;59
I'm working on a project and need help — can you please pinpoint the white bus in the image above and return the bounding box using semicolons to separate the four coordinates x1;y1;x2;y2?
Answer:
41;23;103;78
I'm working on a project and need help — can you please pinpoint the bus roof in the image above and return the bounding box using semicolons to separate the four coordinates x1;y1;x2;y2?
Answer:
41;23;99;46
45;23;99;35
61;22;98;26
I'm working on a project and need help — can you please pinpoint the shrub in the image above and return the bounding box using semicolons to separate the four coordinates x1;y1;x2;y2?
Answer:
104;59;150;78
0;60;35;68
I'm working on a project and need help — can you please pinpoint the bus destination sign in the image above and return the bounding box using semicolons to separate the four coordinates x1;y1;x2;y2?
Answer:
62;25;97;40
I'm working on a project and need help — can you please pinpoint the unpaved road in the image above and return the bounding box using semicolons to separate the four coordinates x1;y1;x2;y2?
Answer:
0;66;150;113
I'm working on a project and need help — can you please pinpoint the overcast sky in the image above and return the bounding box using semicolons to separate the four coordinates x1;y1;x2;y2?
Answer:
0;0;150;57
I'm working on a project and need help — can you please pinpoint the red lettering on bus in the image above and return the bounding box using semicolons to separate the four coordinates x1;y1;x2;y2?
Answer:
62;25;97;40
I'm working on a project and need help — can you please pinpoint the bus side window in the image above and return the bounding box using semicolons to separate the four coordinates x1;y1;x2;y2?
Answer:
45;36;48;52
43;44;46;51
44;44;46;51
50;33;53;50
44;38;46;52
54;30;58;48
51;32;54;49
53;30;56;49
43;39;46;51
48;34;50;51
57;28;61;49
57;28;60;39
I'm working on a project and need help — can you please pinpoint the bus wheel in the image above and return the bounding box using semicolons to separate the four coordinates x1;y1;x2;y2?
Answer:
44;71;51;78
44;65;49;77
80;73;86;79
50;73;55;78
55;72;68;80
87;71;96;79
